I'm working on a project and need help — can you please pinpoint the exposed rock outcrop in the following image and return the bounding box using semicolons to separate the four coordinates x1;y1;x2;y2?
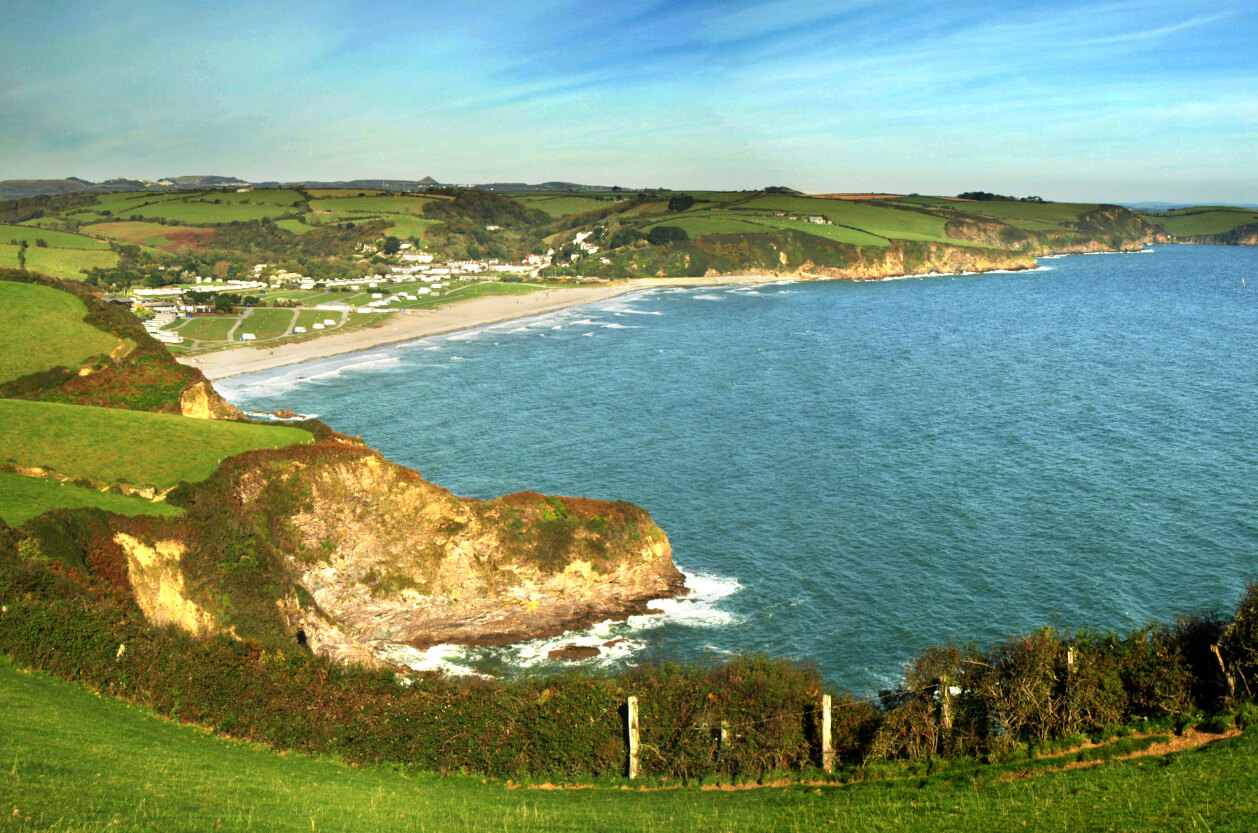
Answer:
179;379;243;420
211;440;685;663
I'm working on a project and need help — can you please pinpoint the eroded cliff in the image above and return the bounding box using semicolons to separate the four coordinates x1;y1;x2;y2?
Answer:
165;431;685;665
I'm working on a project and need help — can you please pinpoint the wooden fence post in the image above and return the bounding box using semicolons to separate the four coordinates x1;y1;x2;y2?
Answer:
626;695;640;780
821;694;834;774
1067;646;1075;674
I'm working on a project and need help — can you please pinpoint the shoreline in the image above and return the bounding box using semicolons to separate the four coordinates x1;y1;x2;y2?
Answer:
176;277;777;381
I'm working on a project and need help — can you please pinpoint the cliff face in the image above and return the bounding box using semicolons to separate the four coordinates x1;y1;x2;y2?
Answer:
796;241;1036;280
1181;223;1258;246
214;439;684;664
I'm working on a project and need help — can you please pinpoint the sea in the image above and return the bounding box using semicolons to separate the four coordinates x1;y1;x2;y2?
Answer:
217;244;1258;694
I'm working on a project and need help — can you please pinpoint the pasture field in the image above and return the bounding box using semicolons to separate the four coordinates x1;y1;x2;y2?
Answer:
943;200;1101;228
0;280;125;383
304;188;390;198
2;659;1256;832
511;194;625;217
308;196;434;216
1140;208;1258;237
0;224;111;249
0;245;118;280
0;399;311;488
0;470;181;526
85;221;217;250
235;308;299;341
124;199;294;225
618;200;671;218
379;213;441;238
749;215;895;247
211;189;305;206
643;214;779;238
735;195;960;243
274;218;316;235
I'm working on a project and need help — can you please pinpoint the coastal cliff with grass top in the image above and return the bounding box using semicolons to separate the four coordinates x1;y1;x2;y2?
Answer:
0;268;685;665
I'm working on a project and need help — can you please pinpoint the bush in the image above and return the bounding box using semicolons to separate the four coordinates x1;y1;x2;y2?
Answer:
647;225;689;246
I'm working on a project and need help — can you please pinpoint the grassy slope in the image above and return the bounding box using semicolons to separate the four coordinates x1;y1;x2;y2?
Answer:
2;659;1255;833
0;246;118;280
0;399;311;488
0;280;124;383
1140;208;1258;236
0;470;181;526
0;224;111;249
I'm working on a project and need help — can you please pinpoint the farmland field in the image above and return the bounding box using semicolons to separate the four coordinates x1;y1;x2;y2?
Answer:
308;196;434;216
511;194;625;217
0;470;182;526
274;218;316;235
124;199;294;224
0;399;312;488
0;245;118;279
1140;208;1258;236
0;280;125;383
85;221;217;250
304;188;390;198
643;214;777;238
211;189;305;206
945;200;1102;227
0;224;111;249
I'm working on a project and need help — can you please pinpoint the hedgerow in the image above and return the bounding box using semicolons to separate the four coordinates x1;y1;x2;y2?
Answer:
2;506;1255;779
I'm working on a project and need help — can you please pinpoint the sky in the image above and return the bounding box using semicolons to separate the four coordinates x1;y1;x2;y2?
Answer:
3;0;1256;202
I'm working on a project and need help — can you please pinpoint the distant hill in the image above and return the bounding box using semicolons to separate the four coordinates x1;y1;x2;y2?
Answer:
0;175;249;201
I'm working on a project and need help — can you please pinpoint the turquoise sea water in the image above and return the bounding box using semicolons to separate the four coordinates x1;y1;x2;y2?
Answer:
218;245;1258;692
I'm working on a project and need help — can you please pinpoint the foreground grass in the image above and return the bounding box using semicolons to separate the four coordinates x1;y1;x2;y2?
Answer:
0;471;182;526
0;281;124;384
1;659;1254;833
0;399;311;488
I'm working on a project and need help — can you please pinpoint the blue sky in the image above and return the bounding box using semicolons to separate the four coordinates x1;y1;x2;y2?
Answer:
3;0;1255;201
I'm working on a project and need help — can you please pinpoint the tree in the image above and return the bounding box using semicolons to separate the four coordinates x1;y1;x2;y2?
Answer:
667;195;696;212
381;235;402;255
647;225;689;245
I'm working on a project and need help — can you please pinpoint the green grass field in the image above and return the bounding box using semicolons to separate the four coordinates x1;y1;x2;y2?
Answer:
235;308;298;341
293;309;343;331
2;658;1255;832
944;200;1101;229
124;200;293;225
643;214;779;238
0;399;311;489
307;196;434;216
511;195;624;218
0;281;125;383
211;189;305;206
1140;208;1258;236
0;224;111;250
174;316;239;343
0;245;119;280
0;470;182;526
274;218;316;235
304;189;390;198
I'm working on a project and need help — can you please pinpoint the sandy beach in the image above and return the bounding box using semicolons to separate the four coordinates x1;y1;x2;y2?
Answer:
178;283;653;381
176;277;783;381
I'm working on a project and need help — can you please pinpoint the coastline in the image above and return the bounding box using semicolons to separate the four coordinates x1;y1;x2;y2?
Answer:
176;276;777;381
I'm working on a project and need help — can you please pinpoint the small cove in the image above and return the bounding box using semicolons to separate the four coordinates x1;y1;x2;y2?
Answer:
218;245;1258;692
